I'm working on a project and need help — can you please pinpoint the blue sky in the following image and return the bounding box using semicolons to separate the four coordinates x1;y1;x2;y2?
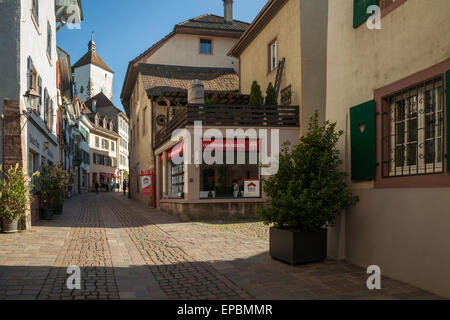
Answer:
57;0;268;112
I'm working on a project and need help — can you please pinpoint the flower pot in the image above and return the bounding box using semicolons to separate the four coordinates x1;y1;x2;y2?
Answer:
40;208;55;220
1;218;19;233
269;227;327;266
54;205;63;215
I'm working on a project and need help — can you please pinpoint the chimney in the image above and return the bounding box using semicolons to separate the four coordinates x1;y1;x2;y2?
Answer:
223;0;233;25
187;80;204;104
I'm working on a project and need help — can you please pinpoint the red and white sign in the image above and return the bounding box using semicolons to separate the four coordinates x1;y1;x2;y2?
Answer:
167;143;184;160
202;139;259;151
140;170;155;207
244;179;260;198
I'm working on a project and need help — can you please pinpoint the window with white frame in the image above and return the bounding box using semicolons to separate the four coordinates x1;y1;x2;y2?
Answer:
269;40;278;72
382;75;444;177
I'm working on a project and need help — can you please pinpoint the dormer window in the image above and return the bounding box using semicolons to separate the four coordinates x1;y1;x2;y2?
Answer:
95;115;99;126
103;119;107;128
109;121;113;131
200;39;212;54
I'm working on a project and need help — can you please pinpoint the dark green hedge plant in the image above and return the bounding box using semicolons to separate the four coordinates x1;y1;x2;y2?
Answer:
249;81;264;106
259;111;358;231
265;82;277;105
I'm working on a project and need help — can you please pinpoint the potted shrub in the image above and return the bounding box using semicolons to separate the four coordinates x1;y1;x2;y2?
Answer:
38;165;61;220
0;164;35;233
54;166;70;215
259;112;358;265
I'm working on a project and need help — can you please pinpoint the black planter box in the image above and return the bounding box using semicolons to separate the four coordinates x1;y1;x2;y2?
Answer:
269;227;327;265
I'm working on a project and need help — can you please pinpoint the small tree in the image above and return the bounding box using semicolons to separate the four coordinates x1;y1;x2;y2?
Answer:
249;81;264;106
259;111;358;231
38;165;70;208
0;164;35;222
265;82;277;105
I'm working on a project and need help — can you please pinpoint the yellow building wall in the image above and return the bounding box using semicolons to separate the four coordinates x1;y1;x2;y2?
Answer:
145;33;240;72
326;0;450;298
239;0;302;107
129;74;155;207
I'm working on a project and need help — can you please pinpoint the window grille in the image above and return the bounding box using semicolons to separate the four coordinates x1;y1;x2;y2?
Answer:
382;75;444;177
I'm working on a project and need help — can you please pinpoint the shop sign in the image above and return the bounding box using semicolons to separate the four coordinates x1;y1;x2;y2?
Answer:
167;143;184;160
244;179;260;198
202;139;259;151
29;134;40;149
140;171;155;206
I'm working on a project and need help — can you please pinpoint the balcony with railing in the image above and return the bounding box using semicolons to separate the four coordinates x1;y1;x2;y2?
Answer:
155;104;299;148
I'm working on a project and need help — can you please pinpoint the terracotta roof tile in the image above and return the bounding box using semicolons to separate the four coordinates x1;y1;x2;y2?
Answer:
139;64;239;97
176;14;249;32
72;51;114;73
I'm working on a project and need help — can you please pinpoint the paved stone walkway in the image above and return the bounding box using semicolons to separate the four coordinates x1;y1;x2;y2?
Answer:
0;193;444;300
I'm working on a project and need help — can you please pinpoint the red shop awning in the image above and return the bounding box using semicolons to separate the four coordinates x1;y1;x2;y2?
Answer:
202;139;259;151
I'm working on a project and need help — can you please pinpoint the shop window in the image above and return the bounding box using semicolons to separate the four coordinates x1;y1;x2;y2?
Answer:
168;147;184;199
381;75;445;177
199;140;260;199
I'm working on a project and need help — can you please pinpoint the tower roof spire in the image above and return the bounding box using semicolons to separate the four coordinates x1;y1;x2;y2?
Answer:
88;32;96;52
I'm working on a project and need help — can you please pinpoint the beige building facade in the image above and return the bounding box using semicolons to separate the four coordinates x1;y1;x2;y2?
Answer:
229;0;329;136
326;0;450;298
121;5;250;207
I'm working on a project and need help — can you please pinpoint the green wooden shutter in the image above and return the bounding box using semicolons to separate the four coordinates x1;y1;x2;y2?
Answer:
446;70;450;172
353;0;378;28
350;100;376;180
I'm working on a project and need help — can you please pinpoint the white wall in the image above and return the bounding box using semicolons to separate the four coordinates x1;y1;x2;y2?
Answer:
73;64;90;102
20;0;58;170
90;64;114;101
73;64;113;102
144;33;240;72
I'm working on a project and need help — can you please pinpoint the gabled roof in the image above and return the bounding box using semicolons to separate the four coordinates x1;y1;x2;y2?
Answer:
175;14;249;33
83;92;128;133
139;64;239;97
120;14;250;116
85;92;115;109
72;50;114;73
228;0;288;57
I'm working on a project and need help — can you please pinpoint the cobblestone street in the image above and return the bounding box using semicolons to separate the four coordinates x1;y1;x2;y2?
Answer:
0;193;443;300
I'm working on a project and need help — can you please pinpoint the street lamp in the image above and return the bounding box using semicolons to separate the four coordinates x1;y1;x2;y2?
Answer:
23;89;41;112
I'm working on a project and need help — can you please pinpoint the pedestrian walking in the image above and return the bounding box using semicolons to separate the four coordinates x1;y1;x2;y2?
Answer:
95;182;99;194
123;180;127;196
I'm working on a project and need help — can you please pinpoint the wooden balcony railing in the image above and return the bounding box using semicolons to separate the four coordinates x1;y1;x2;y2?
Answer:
155;104;299;148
